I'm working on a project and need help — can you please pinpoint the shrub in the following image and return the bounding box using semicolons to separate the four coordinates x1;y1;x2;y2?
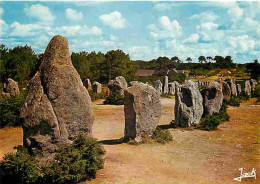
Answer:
0;146;41;184
0;92;25;128
103;93;124;105
152;127;173;144
199;103;230;131
225;97;241;107
0;136;106;184
88;90;106;101
199;114;221;131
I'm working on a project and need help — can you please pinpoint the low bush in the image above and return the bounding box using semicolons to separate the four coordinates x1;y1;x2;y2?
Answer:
0;92;25;128
88;90;106;101
199;103;230;131
225;97;241;107
103;93;124;105
152;127;173;144
0;136;106;184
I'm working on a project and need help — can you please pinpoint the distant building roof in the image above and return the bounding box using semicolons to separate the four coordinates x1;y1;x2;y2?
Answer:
135;69;155;77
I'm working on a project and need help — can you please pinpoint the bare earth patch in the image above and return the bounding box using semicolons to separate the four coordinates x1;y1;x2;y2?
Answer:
0;98;259;183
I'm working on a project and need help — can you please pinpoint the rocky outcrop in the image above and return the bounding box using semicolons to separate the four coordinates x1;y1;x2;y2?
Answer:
84;79;92;90
163;76;168;94
108;76;127;96
92;82;102;93
2;78;20;96
174;80;203;127
153;80;162;95
202;81;223;115
21;35;93;160
250;79;257;91
244;80;251;96
222;81;231;101
124;82;162;142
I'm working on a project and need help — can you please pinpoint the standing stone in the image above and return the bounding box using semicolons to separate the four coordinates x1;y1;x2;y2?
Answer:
108;76;127;96
226;78;237;96
153;80;162;95
168;83;175;95
250;79;257;91
92;82;102;93
202;81;223;115
2;78;20;96
84;79;92;90
244;80;251;96
163;76;169;94
174;80;203;127
237;84;242;94
21;35;93;160
129;81;139;86
222;81;231;101
124;82;162;141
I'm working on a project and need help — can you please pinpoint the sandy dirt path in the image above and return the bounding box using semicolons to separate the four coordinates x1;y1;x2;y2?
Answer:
0;98;259;183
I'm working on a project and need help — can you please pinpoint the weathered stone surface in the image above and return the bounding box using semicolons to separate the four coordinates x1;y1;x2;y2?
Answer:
250;79;257;91
124;82;162;141
237;84;242;94
226;78;237;96
108;76;127;96
244;80;251;96
202;81;223;115
174;80;203;127
129;81;139;86
92;82;102;93
163;76;169;94
84;79;92;90
21;35;93;159
168;83;175;95
2;78;20;96
153;80;162;95
222;81;231;101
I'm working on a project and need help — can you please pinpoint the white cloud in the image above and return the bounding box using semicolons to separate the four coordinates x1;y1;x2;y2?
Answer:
66;8;83;21
184;33;200;43
10;22;41;37
24;4;55;24
0;7;8;36
148;16;182;39
197;22;218;31
227;3;243;19
57;25;102;36
190;11;218;23
153;3;172;11
99;11;126;29
229;35;255;51
89;26;102;35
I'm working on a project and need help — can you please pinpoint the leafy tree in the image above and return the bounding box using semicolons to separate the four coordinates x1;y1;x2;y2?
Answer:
71;51;90;80
3;45;39;83
86;51;105;82
104;50;136;82
198;56;206;64
246;59;260;80
186;57;192;63
206;56;213;63
171;56;180;63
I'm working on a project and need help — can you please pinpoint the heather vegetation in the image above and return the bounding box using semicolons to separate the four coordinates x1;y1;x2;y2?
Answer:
0;136;105;184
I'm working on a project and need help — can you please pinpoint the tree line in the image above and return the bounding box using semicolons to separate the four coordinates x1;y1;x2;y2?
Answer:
0;44;259;84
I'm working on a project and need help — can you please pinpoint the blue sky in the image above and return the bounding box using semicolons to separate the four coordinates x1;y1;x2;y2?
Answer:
0;1;259;63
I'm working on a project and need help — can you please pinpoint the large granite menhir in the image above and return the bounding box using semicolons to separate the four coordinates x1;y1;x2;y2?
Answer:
153;80;162;95
222;81;231;101
21;35;93;160
174;80;203;127
124;82;162;142
2;78;20;96
108;76;127;96
202;81;223;115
